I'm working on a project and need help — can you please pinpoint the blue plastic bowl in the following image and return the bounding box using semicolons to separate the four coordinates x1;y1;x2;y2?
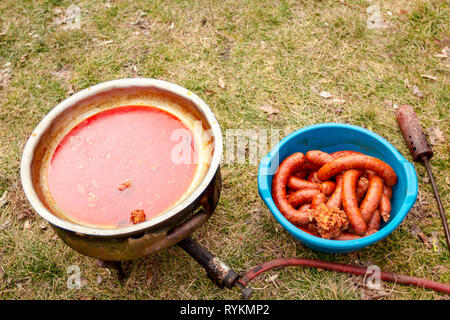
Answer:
258;123;418;253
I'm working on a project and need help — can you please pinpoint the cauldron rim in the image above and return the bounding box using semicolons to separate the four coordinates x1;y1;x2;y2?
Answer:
20;78;223;237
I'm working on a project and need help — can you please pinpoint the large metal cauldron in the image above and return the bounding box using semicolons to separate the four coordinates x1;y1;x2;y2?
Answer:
20;78;223;261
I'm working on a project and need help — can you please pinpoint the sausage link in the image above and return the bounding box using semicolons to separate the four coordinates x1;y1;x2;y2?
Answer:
287;176;320;190
360;175;383;222
306;150;334;167
298;224;319;236
320;181;336;196
355;177;369;203
317;154;397;186
330;150;363;158
367;209;381;232
335;232;363;240
289;188;321;208
311;193;327;209
299;162;321;171
272;153;311;225
299;203;312;212
379;186;392;222
379;193;391;222
326;174;343;209
383;186;392;200
342;169;367;235
293;170;309;179
307;171;321;183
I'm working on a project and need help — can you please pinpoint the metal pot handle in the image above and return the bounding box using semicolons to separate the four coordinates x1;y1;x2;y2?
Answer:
165;208;211;242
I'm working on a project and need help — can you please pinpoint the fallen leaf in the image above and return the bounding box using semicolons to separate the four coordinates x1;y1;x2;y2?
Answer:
420;74;437;81
347;251;359;262
0;191;8;207
433;126;445;142
259;104;279;115
266;273;279;282
367;4;380;14
50;67;72;81
427;126;445;146
67;84;75;95
404;78;412;89
146;268;154;285
412;85;424;98
366;5;389;30
434;38;450;48
52;5;81;30
23;220;31;230
218;78;226;89
361;288;389;300
19;54;28;63
0;62;12;88
434;47;449;59
384;100;393;108
431;265;448;276
319;91;332;99
98;40;114;46
0;220;12;231
318;78;332;84
409;223;431;248
203;89;216;96
398;9;408;15
81;278;88;287
328;98;345;104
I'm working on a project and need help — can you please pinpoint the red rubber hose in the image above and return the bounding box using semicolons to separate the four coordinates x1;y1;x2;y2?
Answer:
237;258;450;294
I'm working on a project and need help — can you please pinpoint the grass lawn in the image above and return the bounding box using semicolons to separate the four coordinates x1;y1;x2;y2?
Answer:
0;0;448;299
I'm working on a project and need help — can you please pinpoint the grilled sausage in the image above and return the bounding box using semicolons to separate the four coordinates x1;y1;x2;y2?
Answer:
272;153;311;225
307;171;321;184
355;176;370;203
289;188;321;208
342;169;367;235
287;176;320;190
293;170;309;179
330;150;363;158
306;150;334;167
311;193;327;209
335;232;362;240
379;186;392;222
317;154;397;186
367;209;381;232
360;175;384;222
320;181;336;196
326;174;343;209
